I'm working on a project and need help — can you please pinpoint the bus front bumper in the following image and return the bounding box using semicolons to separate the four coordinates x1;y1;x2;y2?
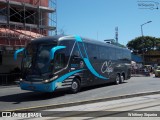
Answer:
20;81;56;92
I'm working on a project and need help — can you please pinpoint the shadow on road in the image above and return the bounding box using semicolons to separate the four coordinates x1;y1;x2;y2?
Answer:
0;82;127;104
0;90;69;104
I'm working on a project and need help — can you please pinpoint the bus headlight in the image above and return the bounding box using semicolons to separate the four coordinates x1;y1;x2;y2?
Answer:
43;75;58;83
44;80;49;83
19;78;23;82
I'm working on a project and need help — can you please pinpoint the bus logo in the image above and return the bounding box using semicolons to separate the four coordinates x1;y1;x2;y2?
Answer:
101;61;113;74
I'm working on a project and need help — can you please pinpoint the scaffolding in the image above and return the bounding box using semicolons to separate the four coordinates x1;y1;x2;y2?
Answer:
0;0;57;50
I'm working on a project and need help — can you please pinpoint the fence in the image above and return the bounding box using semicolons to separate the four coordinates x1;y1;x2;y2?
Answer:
0;73;21;85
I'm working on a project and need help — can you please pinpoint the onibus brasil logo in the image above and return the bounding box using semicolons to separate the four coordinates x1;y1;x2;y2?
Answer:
101;61;113;74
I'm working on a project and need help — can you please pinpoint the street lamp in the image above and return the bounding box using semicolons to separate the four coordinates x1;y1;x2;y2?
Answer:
141;21;152;65
141;21;152;36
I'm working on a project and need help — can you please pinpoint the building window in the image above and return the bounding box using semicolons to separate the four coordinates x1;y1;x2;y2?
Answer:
0;9;7;22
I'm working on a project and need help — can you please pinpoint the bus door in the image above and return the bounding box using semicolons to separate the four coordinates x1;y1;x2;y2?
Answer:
73;42;94;85
71;43;82;70
85;44;100;81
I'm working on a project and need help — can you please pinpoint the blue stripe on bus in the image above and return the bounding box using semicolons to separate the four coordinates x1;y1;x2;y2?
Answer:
74;35;108;80
74;35;83;42
83;58;108;80
82;42;89;58
50;46;66;60
76;41;83;58
14;48;24;60
53;69;85;83
20;69;85;92
51;69;86;91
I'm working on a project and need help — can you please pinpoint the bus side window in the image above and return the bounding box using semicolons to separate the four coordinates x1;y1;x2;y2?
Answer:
73;45;80;58
116;49;122;60
99;47;109;60
108;48;116;60
86;43;99;60
54;51;65;71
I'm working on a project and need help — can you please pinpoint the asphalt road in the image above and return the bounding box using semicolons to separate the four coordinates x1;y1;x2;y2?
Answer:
0;75;160;111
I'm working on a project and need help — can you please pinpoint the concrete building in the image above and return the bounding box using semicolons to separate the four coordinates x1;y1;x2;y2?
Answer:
0;0;56;84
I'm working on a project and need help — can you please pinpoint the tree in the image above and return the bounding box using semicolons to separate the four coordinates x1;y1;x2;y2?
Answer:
127;36;160;54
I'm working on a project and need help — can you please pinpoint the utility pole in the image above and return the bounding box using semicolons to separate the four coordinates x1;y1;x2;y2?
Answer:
115;27;118;43
141;21;152;65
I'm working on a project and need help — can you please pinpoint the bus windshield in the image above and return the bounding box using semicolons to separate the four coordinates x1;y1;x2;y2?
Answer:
22;43;56;76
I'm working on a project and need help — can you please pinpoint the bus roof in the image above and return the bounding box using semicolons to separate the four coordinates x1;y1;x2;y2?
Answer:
30;35;62;44
59;35;129;51
29;35;130;51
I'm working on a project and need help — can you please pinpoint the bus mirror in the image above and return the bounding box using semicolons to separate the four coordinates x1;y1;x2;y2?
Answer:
14;48;25;60
50;46;66;60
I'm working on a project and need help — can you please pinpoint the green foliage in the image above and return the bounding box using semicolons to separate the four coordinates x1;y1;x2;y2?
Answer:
127;36;160;54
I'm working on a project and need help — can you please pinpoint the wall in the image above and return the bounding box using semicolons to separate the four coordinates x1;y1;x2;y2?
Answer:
0;54;22;73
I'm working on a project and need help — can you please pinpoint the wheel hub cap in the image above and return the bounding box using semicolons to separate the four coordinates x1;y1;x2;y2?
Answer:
72;82;78;90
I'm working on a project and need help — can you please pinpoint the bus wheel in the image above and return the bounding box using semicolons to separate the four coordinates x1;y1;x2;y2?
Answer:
115;74;120;85
71;78;80;93
120;75;124;84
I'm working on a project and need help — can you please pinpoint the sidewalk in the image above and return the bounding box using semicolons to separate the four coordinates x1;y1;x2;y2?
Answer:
2;93;160;120
5;94;160;120
39;94;160;119
0;84;18;89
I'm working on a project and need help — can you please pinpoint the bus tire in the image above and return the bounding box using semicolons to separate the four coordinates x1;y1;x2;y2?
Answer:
120;75;124;84
115;74;120;85
70;78;80;93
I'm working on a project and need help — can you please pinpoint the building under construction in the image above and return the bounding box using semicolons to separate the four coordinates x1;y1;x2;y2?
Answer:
0;0;57;84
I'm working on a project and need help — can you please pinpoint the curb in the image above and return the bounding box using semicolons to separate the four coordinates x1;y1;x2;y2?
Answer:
0;85;18;89
7;90;160;112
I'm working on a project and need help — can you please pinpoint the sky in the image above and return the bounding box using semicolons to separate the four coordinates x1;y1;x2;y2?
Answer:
56;0;160;45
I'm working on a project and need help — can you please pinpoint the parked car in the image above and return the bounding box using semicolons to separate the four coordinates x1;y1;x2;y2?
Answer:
155;67;160;77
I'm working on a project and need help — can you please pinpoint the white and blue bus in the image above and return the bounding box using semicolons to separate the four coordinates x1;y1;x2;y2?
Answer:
14;35;131;93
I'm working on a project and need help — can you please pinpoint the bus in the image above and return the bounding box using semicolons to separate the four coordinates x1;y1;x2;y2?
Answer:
14;35;131;93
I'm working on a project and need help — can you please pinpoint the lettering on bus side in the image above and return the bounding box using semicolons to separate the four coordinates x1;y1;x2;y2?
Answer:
101;60;113;74
71;64;79;68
